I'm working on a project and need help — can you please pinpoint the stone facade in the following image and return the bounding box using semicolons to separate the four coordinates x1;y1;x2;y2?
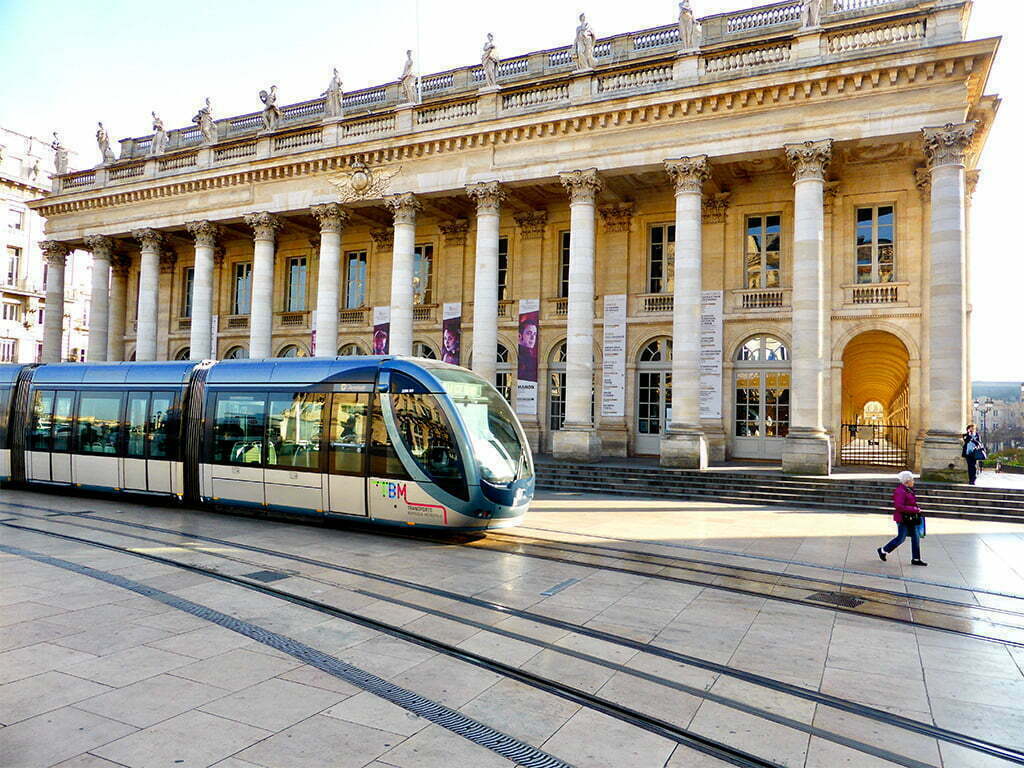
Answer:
1;126;92;364
28;0;999;478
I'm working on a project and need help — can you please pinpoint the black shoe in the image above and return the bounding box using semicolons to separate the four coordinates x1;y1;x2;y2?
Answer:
877;548;887;562
911;559;928;566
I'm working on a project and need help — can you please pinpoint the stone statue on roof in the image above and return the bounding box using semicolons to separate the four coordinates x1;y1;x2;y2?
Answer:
574;13;597;70
400;50;417;103
481;33;499;88
260;85;282;131
51;132;68;174
801;0;822;29
323;68;344;118
96;121;115;165
678;1;702;50
151;112;167;155
193;98;217;144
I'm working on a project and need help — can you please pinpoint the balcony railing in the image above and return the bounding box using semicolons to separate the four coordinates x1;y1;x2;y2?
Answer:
338;307;368;325
276;310;310;328
497;300;516;320
638;293;674;314
734;288;789;311
177;318;192;331
224;314;249;330
846;282;905;305
549;297;569;318
413;304;437;323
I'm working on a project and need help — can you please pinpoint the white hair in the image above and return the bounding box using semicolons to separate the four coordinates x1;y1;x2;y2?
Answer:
897;471;915;484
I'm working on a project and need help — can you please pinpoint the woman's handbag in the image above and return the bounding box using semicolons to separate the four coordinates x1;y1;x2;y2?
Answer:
975;445;989;461
903;512;921;528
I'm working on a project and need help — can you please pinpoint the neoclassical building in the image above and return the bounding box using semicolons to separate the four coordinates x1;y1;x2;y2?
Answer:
29;0;999;478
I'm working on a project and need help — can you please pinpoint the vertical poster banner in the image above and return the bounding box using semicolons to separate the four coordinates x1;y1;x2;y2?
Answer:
601;294;627;418
699;290;724;420
372;306;390;355
441;302;461;365
516;298;540;415
210;315;219;359
309;310;317;357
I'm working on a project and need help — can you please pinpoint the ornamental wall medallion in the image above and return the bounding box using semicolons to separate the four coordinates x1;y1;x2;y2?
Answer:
329;159;402;203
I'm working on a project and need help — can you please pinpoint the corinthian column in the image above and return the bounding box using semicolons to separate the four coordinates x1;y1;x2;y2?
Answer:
39;241;69;363
661;156;709;469
553;169;602;461
132;228;163;361
385;193;420;357
311;203;348;358
107;255;129;360
920;121;977;481
244;212;281;359
185;221;221;360
84;235;114;362
782;139;833;475
466;181;506;382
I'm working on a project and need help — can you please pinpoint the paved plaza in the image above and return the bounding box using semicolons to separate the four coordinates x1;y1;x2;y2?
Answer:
1;486;1023;767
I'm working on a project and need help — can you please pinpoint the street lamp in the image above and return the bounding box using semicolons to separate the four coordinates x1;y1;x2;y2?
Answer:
973;397;994;445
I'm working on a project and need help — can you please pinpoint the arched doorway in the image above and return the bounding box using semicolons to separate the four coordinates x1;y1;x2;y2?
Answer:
174;347;191;361
413;341;437;360
732;334;791;459
338;343;366;356
840;330;910;467
635;337;672;455
276;344;306;358
224;345;248;360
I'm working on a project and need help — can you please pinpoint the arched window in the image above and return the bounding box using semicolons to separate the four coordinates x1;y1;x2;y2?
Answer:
338;343;366;356
224;345;248;360
276;344;304;358
636;338;672;455
174;347;191;361
548;341;567;431
413;341;437;360
733;334;790;459
495;343;514;403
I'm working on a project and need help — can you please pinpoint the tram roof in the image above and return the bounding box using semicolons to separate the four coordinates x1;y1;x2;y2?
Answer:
0;364;24;385
206;357;382;385
31;361;197;385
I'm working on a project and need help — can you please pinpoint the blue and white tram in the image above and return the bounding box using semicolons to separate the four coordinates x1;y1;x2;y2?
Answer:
0;357;534;530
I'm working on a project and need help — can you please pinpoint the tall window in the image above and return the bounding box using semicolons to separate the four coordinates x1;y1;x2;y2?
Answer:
181;268;194;318
856;205;895;284
232;263;252;314
745;215;782;289
344;251;367;309
267;392;325;469
497;237;510;301
2;302;19;322
648;224;675;294
558;232;571;298
211;392;266;465
495;343;514;403
413;244;433;304
0;339;15;363
286;256;307;311
8;208;24;231
6;246;20;285
76;392;123;454
549;341;567;431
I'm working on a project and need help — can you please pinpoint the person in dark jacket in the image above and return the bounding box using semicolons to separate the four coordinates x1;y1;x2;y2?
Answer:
877;470;927;566
963;424;983;485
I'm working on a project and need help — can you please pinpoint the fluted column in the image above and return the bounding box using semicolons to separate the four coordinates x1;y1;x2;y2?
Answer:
132;228;163;361
920;121;976;480
385;193;420;357
39;241;69;363
244;212;281;359
186;221;221;360
107;255;129;361
311;203;348;358
661;156;709;469
782;139;833;475
553;169;602;461
466;181;505;382
84;235;113;362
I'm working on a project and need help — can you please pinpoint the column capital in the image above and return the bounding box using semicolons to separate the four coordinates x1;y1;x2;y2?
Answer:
132;228;164;252
466;181;506;214
784;139;833;181
559;169;601;204
598;203;634;233
186;220;223;248
39;240;70;267
439;219;470;246
922;121;977;170
385;192;421;225
83;235;115;260
370;229;394;251
514;210;548;239
701;192;731;224
310;203;349;233
243;212;281;242
664;155;709;194
914;167;932;200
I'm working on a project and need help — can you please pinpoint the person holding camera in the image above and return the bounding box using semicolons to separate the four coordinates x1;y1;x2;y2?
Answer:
963;424;986;485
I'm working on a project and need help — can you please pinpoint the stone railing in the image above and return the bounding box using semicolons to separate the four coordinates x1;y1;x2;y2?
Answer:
829;0;898;11
177;318;192;331
273;128;322;151
703;42;792;75
412;304;437;323
282;99;325;123
597;65;674;94
344;115;395;138
639;293;674;314
229;114;262;135
276;310;310;328
735;288;788;310
421;72;456;94
548;297;569;318
344;86;389;110
502;83;569;111
338;308;368;325
847;282;904;305
416;100;478;126
633;26;680;51
497;300;516;320
214;141;258;162
225;315;250;330
61;171;96;190
108;163;145;181
827;18;926;55
158;152;198;172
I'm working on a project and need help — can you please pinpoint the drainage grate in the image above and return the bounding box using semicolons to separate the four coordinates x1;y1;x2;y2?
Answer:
806;591;866;609
540;577;581;596
243;570;290;583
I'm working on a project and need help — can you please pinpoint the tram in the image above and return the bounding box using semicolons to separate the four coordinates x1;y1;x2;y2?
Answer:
0;357;534;530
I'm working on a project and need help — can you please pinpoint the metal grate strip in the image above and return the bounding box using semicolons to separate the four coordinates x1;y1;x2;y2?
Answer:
0;543;572;768
806;590;866;609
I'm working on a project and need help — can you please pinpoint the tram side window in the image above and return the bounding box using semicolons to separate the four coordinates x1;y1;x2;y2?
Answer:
369;393;409;479
29;390;54;451
267;392;325;470
389;373;466;499
52;391;75;452
212;393;266;465
150;392;177;459
328;392;368;475
0;387;10;448
76;392;123;454
126;392;148;458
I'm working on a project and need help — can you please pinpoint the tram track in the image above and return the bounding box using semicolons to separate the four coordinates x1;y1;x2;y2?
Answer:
3;501;1023;767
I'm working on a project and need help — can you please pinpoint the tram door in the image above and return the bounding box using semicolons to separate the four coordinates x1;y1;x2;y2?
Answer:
122;391;177;493
264;392;326;514
325;392;368;517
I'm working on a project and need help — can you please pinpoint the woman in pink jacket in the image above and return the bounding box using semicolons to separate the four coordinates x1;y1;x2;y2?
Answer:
877;470;927;566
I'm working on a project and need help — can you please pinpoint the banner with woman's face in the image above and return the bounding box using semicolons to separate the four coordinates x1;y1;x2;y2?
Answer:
442;302;461;365
372;306;390;355
516;299;540;415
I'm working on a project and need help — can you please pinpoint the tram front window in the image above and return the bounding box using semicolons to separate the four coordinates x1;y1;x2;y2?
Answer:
430;368;530;486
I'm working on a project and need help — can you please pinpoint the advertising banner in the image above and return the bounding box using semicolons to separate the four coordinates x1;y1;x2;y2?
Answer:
372;306;390;355
601;294;627;418
309;310;317;356
516;298;540;415
441;302;462;365
699;290;724;419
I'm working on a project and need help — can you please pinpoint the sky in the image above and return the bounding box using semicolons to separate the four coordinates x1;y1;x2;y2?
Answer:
0;0;1020;380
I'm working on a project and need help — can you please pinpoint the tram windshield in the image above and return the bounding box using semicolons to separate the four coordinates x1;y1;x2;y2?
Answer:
431;368;531;485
